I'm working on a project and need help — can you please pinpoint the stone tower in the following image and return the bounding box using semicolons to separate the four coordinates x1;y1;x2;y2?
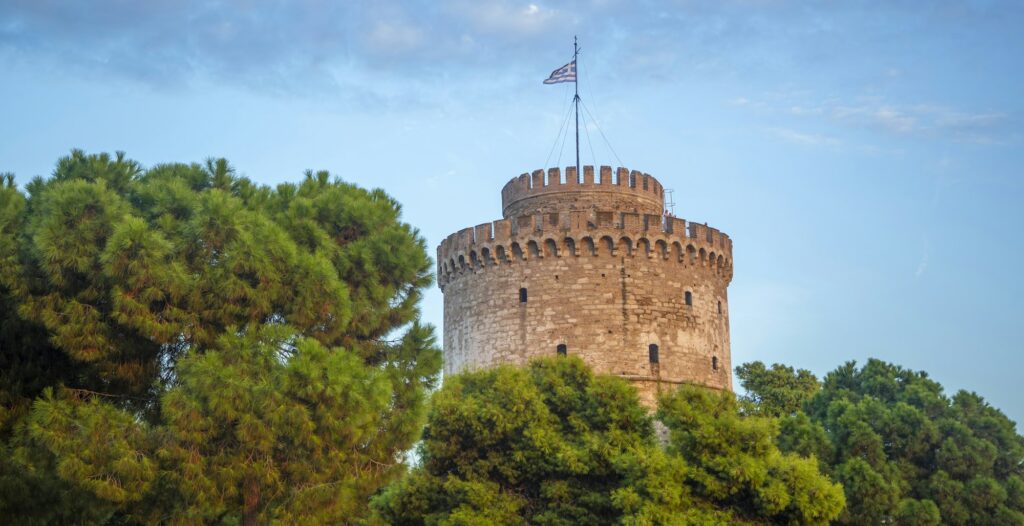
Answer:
437;165;734;406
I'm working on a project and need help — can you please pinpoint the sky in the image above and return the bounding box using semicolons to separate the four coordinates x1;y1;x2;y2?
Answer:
2;0;1022;423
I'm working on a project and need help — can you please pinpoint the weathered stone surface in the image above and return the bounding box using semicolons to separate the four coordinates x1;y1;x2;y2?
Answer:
439;165;734;407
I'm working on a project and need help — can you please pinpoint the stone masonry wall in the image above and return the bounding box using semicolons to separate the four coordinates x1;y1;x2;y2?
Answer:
439;166;734;407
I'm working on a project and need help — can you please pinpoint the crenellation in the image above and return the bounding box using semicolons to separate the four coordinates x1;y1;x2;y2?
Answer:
457;227;474;247
532;169;545;188
617;167;629;186
493;219;512;240
583;165;595;185
502;165;666;217
547;167;561;185
687;222;706;242
475;222;493;243
438;211;733;281
667;216;686;236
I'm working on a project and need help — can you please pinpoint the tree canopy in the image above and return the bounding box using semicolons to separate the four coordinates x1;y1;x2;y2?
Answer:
6;150;1022;525
374;357;844;525
734;361;819;417
0;151;441;524
740;359;1024;526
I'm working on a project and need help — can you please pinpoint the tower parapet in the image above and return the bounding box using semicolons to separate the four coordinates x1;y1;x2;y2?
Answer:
437;211;733;289
440;166;734;407
501;166;664;218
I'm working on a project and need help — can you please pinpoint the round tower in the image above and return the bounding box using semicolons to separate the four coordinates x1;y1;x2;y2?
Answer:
438;165;734;406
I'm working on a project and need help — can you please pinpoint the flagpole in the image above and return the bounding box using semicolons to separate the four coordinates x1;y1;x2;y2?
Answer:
573;36;580;180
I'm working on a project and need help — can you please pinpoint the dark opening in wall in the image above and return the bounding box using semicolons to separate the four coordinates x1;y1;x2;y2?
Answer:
519;287;527;303
648;344;659;364
557;344;567;356
712;356;719;371
718;301;722;315
685;291;693;306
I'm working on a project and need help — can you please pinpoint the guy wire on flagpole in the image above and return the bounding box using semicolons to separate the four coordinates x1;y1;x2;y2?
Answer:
574;35;580;181
546;36;629;176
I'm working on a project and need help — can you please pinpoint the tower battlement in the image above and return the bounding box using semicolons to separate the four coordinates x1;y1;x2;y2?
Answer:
437;211;733;290
440;165;734;407
501;165;664;218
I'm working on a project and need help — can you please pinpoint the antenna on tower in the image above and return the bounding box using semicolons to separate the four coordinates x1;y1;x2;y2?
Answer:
664;189;676;217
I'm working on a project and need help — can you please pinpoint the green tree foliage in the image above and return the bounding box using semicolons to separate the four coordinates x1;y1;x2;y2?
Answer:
657;386;845;525
735;361;819;417
0;150;440;524
742;358;1024;525
374;357;843;525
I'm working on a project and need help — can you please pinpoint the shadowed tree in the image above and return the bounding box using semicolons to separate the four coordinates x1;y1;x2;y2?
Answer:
740;358;1024;526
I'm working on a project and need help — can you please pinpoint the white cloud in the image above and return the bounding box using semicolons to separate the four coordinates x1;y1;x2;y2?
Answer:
741;92;1013;145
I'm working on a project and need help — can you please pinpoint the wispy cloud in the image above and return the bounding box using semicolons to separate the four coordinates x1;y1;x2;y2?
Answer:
738;92;1015;145
825;102;1010;143
2;0;1023;103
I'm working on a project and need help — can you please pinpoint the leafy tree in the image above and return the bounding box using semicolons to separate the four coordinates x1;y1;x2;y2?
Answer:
0;150;440;524
374;357;843;525
735;361;819;417
657;386;845;525
741;358;1024;525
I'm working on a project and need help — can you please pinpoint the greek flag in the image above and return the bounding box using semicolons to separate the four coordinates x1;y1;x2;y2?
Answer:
543;60;576;84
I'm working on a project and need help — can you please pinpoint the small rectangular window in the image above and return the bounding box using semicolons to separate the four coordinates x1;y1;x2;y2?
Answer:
557;344;567;356
519;287;527;303
648;344;659;364
685;291;693;306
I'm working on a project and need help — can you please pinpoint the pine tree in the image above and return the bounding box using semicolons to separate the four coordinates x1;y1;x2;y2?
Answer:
0;150;440;524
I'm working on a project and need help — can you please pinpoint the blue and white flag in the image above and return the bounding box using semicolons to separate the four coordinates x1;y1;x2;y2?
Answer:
543;60;576;84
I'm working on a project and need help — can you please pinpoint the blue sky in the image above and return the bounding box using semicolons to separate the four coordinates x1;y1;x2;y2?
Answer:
2;1;1022;423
